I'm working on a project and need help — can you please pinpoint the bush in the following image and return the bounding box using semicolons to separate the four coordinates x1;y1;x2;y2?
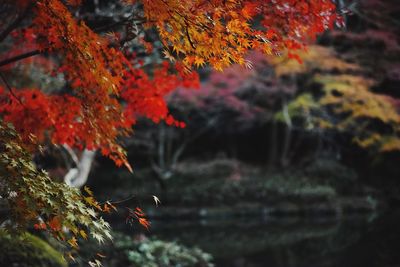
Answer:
113;234;214;267
0;230;67;267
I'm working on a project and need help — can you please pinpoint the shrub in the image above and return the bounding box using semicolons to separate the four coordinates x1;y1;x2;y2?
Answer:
114;234;214;267
0;231;67;267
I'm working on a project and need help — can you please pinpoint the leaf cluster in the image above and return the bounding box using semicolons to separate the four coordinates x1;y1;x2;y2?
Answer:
0;120;112;250
274;46;400;153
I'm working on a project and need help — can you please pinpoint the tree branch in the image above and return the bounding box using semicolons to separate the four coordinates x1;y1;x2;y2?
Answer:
0;71;25;107
0;49;42;68
0;14;144;68
62;144;79;167
0;17;134;68
64;149;96;188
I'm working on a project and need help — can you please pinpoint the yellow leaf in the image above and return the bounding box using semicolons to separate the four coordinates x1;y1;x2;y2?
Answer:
84;186;93;196
66;252;76;262
194;56;205;67
80;230;87;240
68;237;79;249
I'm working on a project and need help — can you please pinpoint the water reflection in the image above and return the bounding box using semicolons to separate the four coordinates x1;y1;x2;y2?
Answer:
121;211;400;267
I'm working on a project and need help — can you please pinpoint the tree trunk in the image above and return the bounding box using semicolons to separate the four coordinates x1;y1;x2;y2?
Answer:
280;99;292;167
64;148;96;188
267;120;278;168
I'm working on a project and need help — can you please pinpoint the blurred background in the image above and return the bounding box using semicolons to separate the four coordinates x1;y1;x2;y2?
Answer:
2;0;400;266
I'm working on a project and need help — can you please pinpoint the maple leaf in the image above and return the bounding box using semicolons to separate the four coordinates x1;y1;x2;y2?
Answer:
138;217;151;230
84;186;94;196
66;252;76;262
134;207;145;217
194;57;205;67
152;195;161;207
0;0;341;258
105;201;118;212
88;259;103;267
80;230;88;240
91;232;105;244
124;161;133;173
33;222;47;230
68;236;79;249
102;204;111;213
48;216;62;231
163;49;176;62
85;196;102;210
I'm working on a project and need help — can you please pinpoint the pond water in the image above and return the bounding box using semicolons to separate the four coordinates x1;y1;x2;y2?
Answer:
117;210;400;267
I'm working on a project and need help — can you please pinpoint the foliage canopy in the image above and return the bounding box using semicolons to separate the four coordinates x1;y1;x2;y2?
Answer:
0;0;340;258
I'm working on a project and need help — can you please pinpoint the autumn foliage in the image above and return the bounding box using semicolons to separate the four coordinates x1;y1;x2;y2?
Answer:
0;0;340;256
272;45;400;154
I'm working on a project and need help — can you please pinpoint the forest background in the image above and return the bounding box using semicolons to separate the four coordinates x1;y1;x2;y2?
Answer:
1;0;400;266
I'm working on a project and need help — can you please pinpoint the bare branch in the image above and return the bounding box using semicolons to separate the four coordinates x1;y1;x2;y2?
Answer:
0;50;42;68
0;71;25;107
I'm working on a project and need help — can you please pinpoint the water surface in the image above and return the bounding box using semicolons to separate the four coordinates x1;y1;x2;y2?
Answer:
131;211;400;267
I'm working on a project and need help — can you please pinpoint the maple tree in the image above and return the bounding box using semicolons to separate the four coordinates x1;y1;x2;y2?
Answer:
0;0;340;259
140;51;289;180
273;45;400;154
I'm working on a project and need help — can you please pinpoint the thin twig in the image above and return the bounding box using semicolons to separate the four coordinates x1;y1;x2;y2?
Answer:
100;195;137;205
0;72;25;107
